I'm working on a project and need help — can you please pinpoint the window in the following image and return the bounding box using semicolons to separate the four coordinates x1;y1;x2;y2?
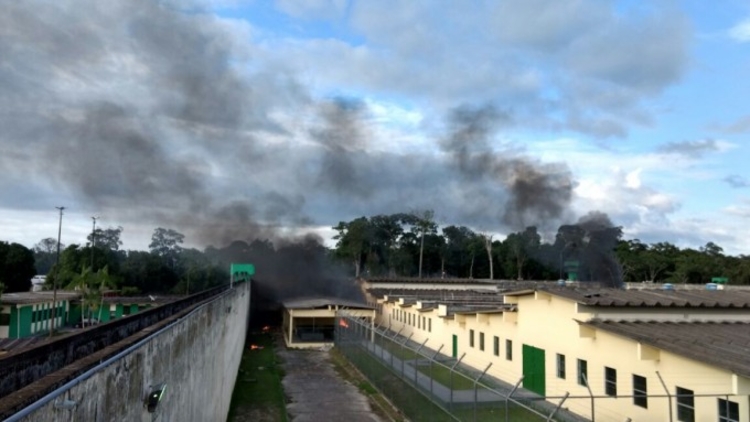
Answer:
577;359;588;386
633;374;647;408
428;318;431;332
604;367;616;396
718;398;739;422
556;354;566;379
479;332;485;351
676;387;694;422
469;329;475;347
418;315;421;329
505;340;513;360
0;313;10;326
493;336;499;356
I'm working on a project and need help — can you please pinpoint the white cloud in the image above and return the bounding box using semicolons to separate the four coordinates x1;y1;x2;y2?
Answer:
729;19;750;42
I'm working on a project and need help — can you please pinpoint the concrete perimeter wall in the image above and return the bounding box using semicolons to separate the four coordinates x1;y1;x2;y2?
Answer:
9;281;250;422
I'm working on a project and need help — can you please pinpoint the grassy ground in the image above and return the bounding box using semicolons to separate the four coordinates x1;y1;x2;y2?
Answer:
227;333;287;422
340;343;549;422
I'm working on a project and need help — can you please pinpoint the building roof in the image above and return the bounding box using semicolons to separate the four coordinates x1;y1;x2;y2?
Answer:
368;288;504;304
101;295;177;305
282;297;373;310
583;320;750;378
362;277;499;285
506;288;750;308
1;291;81;305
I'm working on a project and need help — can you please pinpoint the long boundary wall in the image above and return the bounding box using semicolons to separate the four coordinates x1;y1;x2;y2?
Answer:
2;281;250;422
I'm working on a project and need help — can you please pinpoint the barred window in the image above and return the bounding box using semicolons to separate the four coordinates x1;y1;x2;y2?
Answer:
633;374;647;408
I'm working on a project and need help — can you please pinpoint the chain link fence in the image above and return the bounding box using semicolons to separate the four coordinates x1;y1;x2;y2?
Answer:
335;312;587;422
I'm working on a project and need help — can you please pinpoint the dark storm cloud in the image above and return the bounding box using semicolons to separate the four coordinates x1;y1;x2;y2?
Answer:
657;139;721;158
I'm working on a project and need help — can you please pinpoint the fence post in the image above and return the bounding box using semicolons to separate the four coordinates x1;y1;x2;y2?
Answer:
656;371;673;422
390;327;403;370
582;373;595;422
415;338;429;388
429;345;444;401
401;333;413;378
473;363;492;422
546;392;570;422
505;376;524;422
449;353;466;412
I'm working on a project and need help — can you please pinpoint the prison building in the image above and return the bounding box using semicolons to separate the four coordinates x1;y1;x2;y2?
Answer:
0;291;79;338
282;297;376;349
368;283;750;422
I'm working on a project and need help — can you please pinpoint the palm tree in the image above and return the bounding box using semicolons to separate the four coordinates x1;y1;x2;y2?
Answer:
95;266;115;322
68;266;95;327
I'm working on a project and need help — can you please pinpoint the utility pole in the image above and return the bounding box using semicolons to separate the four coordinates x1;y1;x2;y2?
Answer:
51;206;65;337
90;215;99;269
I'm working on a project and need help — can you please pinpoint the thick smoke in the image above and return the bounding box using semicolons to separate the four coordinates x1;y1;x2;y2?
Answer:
553;211;624;287
311;98;373;197
2;1;598;298
441;105;574;230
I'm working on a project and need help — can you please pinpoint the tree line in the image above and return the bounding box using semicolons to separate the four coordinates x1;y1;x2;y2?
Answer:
1;227;231;295
331;211;750;286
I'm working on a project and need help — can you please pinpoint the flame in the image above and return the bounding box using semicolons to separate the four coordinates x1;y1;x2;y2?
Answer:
339;319;349;328
262;325;271;332
250;344;262;350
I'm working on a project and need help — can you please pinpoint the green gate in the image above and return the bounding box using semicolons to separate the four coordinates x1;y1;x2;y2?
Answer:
522;344;546;396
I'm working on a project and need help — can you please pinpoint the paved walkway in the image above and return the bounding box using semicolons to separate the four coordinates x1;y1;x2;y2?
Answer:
277;347;383;422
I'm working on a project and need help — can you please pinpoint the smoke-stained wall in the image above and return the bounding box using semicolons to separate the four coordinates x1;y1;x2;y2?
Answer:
12;281;250;422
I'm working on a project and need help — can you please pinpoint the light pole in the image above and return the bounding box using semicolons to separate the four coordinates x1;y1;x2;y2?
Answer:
51;206;65;337
90;215;99;269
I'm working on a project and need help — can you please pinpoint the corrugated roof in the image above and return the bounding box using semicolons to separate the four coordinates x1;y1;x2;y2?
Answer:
368;288;504;303
583;320;750;378
362;277;498;284
506;288;750;308
282;297;373;310
1;291;81;305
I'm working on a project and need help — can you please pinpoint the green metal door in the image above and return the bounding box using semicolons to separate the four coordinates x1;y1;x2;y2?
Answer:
452;335;458;358
522;344;546;396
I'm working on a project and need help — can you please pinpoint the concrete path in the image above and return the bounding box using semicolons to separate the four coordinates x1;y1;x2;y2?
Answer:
277;347;383;422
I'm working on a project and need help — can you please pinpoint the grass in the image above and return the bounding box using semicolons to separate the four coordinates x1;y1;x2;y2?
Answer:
227;333;288;421
339;343;550;422
416;362;478;390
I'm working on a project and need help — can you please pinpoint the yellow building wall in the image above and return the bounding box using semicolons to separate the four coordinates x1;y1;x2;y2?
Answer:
375;294;750;422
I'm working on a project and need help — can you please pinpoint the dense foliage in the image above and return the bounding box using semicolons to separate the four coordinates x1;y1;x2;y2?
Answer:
26;227;236;295
331;212;750;286
3;213;749;296
0;241;36;292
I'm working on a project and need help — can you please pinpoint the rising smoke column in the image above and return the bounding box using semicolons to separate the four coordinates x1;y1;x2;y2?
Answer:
440;104;575;231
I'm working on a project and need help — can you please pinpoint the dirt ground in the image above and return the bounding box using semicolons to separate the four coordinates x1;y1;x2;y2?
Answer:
277;346;384;422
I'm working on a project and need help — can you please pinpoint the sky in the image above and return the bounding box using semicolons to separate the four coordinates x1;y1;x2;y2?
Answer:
1;0;749;255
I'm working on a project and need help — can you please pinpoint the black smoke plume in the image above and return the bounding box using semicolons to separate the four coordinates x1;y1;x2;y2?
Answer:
440;104;574;230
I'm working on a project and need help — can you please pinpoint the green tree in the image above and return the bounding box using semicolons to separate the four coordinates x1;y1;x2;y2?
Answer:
504;227;541;281
88;226;124;251
0;242;36;292
402;210;437;278
332;217;371;277
149;228;185;269
33;237;60;275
